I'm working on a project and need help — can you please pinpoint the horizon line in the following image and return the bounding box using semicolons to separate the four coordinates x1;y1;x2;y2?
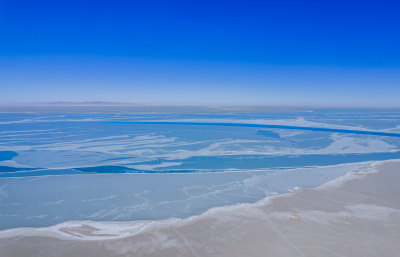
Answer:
0;101;399;109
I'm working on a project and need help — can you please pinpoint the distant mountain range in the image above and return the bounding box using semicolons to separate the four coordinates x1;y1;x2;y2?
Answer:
36;101;141;106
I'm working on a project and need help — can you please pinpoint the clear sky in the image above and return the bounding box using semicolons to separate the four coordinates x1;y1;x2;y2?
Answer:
1;0;399;106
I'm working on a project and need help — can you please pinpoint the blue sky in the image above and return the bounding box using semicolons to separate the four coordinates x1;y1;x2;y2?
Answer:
1;0;399;106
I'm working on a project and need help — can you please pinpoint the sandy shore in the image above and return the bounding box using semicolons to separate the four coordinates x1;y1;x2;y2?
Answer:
1;160;399;257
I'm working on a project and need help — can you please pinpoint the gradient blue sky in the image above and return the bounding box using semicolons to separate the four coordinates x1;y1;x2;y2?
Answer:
1;0;399;106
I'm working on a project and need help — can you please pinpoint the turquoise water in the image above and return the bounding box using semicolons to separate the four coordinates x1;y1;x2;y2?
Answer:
0;107;399;230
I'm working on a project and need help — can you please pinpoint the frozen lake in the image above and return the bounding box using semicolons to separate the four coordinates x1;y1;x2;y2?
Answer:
1;107;400;230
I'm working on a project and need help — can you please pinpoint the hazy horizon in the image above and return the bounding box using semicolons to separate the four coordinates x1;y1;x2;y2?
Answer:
1;101;400;108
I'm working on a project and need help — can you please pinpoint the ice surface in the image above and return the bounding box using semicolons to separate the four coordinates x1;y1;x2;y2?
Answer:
0;108;400;230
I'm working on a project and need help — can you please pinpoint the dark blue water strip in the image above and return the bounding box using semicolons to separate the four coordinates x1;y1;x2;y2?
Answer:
105;121;400;138
2;151;400;177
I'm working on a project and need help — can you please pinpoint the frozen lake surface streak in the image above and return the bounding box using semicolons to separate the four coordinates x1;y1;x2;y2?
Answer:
105;121;400;138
